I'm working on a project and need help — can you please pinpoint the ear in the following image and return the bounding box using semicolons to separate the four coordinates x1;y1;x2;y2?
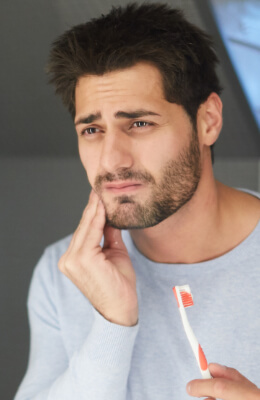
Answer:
197;93;223;147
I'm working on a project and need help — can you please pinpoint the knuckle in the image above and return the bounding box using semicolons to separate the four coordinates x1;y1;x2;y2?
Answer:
58;252;77;273
58;254;66;271
66;255;78;270
82;204;91;219
213;379;228;397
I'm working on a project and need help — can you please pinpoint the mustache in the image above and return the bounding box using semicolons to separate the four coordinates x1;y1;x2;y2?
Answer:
94;168;156;190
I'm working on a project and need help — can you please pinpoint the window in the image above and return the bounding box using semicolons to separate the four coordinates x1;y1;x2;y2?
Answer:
210;0;260;129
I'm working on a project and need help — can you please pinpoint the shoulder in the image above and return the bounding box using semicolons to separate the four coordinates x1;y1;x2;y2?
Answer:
236;187;260;200
231;186;260;223
216;184;259;255
220;185;260;217
45;234;73;257
227;186;260;244
233;188;260;218
35;234;73;273
29;234;73;295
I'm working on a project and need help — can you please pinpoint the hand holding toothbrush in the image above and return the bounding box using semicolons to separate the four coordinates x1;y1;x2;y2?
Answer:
172;286;260;399
187;363;260;400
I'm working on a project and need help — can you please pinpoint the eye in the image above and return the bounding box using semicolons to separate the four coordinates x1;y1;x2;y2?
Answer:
132;121;152;128
81;127;101;136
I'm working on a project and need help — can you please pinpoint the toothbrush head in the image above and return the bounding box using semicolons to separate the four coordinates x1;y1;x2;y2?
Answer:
173;285;194;308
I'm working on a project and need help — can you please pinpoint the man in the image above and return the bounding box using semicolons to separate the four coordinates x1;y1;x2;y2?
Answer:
15;3;260;400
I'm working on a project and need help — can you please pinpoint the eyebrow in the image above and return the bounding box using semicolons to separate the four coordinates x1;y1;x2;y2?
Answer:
75;109;161;125
115;110;161;119
75;112;101;125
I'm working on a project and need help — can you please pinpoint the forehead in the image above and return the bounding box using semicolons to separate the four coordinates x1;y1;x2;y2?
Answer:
74;63;167;117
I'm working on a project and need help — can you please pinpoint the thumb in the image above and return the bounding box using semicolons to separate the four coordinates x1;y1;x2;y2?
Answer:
103;225;126;251
209;363;258;387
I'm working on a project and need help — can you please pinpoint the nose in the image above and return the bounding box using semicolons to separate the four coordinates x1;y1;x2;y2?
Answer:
99;129;134;173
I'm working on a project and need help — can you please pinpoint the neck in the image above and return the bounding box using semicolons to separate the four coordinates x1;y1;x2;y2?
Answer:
130;171;230;264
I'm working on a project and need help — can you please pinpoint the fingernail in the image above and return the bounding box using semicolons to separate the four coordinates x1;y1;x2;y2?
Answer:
186;383;191;394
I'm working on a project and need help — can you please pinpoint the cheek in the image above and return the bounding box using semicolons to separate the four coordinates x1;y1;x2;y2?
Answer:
142;136;178;169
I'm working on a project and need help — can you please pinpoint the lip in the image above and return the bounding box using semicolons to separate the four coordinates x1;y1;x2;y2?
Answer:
104;181;143;193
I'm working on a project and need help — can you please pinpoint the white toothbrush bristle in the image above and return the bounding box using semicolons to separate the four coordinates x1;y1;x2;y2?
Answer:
179;285;194;308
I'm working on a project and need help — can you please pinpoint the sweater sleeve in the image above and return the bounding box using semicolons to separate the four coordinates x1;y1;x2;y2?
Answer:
14;247;139;400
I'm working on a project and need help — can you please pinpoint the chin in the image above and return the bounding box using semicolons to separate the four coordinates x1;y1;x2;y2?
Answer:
105;218;157;230
104;204;144;230
105;206;166;230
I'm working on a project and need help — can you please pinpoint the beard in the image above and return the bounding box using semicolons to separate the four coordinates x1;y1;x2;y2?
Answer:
94;130;201;229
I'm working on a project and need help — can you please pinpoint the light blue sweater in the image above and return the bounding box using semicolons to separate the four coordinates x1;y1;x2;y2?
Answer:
15;193;260;400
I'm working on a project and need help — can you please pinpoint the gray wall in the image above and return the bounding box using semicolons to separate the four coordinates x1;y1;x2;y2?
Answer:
1;1;259;399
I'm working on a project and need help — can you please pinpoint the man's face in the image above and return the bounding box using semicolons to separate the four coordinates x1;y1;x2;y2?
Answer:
75;63;201;229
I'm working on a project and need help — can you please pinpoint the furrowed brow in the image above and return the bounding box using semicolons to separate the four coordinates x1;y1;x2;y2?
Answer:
74;110;161;125
115;110;161;119
75;112;101;126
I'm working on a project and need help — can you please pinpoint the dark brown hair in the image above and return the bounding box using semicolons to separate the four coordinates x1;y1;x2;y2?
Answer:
47;2;222;159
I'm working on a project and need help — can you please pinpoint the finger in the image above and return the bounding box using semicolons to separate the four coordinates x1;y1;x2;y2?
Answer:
71;190;100;249
66;190;96;250
78;190;98;231
209;364;255;387
103;225;127;251
84;199;106;250
58;192;102;275
187;377;259;400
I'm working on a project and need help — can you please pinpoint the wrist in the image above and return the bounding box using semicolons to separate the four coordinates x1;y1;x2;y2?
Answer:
89;307;139;367
100;307;139;327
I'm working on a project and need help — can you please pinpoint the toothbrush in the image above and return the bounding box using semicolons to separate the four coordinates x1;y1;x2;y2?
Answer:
173;285;212;379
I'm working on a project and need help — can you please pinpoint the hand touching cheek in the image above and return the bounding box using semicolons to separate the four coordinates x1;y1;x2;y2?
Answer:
58;190;138;327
